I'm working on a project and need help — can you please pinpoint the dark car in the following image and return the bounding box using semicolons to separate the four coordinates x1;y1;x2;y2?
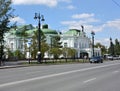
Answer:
90;56;103;63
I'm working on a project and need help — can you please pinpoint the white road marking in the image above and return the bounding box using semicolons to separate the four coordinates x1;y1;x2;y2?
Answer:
83;78;96;83
0;62;120;88
113;70;119;73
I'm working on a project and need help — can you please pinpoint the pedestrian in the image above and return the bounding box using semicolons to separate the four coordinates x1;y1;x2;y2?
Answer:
83;55;87;63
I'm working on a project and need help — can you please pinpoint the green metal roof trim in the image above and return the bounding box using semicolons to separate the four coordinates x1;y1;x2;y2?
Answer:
17;24;34;31
26;29;36;35
7;24;58;38
41;29;58;34
12;24;36;36
64;29;81;35
26;28;58;35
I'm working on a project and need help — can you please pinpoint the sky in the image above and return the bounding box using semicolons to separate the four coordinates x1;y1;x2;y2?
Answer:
10;0;120;47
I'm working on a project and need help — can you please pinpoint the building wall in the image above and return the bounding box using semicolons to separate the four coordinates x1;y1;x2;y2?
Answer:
61;32;101;58
4;25;101;59
5;36;24;52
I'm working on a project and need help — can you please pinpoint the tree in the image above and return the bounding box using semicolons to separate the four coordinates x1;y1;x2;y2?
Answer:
30;31;38;59
50;48;62;59
108;38;115;55
114;39;120;55
6;47;14;60
0;0;14;65
62;48;76;58
41;42;49;58
94;43;107;55
51;36;62;48
67;48;76;58
49;35;62;59
15;25;29;57
30;29;49;59
14;49;24;59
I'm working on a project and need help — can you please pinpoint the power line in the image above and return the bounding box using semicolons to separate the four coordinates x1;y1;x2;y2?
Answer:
112;0;120;8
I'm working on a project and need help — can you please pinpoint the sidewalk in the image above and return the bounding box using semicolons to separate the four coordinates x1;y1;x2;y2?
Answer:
0;65;28;69
0;61;28;69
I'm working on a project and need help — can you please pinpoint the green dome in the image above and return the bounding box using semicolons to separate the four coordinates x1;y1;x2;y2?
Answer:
64;29;81;35
26;29;36;36
42;24;58;34
9;29;16;35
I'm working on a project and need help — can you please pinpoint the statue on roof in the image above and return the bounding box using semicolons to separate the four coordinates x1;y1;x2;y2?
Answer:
81;25;84;32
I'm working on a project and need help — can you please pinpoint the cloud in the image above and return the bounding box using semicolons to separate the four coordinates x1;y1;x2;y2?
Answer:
10;16;26;25
61;13;101;33
61;13;120;47
12;0;72;7
58;0;72;3
12;0;58;7
71;13;100;23
61;21;104;34
95;38;110;47
61;13;99;26
72;13;95;19
105;19;120;30
61;13;120;35
66;5;76;10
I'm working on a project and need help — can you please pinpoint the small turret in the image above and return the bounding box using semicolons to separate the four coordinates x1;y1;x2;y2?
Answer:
42;24;48;29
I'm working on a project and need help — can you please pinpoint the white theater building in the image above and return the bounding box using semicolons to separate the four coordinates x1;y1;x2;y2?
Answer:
4;24;101;58
61;28;101;58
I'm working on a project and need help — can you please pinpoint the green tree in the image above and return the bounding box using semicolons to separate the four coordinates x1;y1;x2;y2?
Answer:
30;29;49;59
67;48;76;58
51;36;62;48
30;31;38;59
108;38;115;55
94;43;107;55
50;48;62;59
114;39;120;55
15;25;29;58
14;49;24;59
62;48;76;58
49;35;62;59
41;42;49;58
0;0;14;65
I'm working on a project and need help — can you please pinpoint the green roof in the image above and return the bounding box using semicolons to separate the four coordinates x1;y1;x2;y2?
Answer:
64;29;81;35
41;24;58;34
7;24;58;37
42;29;58;34
26;29;36;36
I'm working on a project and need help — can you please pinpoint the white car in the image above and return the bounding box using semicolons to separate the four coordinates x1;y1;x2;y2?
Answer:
107;56;113;60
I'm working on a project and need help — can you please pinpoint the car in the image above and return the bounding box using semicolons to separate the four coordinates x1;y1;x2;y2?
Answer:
107;55;113;60
113;55;119;60
90;56;103;63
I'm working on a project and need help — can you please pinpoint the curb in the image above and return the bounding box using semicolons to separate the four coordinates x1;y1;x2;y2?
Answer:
0;65;29;69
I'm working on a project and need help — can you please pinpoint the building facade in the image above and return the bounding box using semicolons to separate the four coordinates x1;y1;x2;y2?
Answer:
61;28;101;58
4;24;101;59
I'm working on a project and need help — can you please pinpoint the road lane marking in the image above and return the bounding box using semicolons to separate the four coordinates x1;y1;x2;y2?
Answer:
83;78;96;83
0;62;120;88
113;70;119;73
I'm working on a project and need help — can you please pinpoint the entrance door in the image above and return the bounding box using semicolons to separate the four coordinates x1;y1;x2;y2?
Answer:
80;52;88;59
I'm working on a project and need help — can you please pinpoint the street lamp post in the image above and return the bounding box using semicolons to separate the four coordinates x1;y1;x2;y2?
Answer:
110;37;114;56
91;31;95;57
34;13;45;63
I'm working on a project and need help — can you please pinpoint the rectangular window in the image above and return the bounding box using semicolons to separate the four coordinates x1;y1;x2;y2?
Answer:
64;42;67;47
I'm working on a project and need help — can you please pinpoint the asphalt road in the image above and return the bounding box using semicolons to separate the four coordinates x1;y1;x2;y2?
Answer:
0;60;120;91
